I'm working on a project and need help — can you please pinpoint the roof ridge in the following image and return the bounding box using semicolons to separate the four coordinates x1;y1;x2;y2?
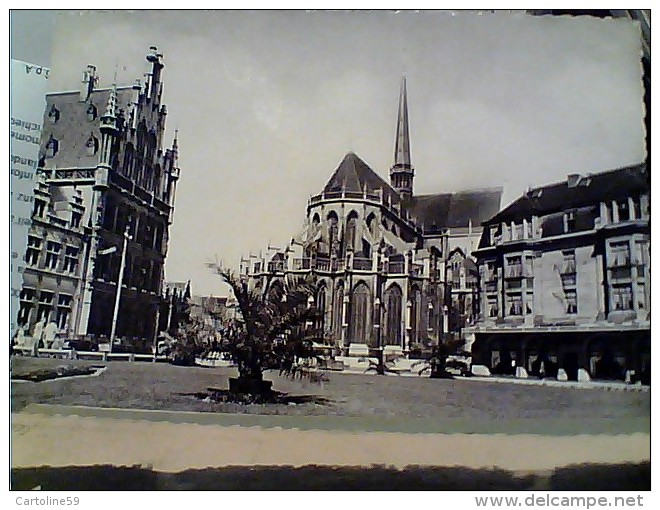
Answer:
47;85;134;96
525;162;647;193
414;187;503;199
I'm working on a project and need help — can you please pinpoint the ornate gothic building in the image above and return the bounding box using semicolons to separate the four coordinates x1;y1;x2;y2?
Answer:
241;79;502;356
20;46;180;344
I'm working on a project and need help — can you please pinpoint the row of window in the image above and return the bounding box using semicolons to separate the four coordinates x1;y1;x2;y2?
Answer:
484;239;649;317
33;199;82;229
93;252;162;293
609;239;647;267
18;289;73;330
102;201;166;252
488;196;646;246
488;289;577;317
121;148;164;195
604;197;643;223
25;237;80;273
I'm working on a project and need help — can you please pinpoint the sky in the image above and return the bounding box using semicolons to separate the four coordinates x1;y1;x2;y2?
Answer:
14;10;647;296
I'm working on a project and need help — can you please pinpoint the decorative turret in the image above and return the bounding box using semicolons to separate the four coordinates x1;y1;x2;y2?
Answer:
390;77;414;199
100;84;118;133
145;45;164;104
164;130;180;214
96;84;118;189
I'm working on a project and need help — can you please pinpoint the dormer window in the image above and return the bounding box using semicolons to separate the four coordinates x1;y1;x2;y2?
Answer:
86;103;97;121
45;135;59;158
48;104;60;123
564;210;576;233
85;133;99;155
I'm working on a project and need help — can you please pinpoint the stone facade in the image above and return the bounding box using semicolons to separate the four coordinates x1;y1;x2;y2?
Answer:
17;176;86;336
468;165;650;383
241;79;502;356
25;46;181;344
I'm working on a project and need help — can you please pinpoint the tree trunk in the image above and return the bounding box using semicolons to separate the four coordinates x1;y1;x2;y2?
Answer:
229;376;273;395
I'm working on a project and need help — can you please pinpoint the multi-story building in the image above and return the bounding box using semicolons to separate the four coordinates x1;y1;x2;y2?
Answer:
240;79;502;356
26;46;181;344
445;247;480;341
468;164;650;382
17;174;86;335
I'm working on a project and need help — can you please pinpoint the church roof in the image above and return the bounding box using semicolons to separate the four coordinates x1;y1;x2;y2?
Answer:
322;152;402;205
406;188;503;232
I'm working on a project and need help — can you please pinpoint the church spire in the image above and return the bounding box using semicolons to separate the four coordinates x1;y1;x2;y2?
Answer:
394;77;411;168
390;77;414;199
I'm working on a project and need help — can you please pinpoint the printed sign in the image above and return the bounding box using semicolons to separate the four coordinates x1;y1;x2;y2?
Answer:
10;59;49;335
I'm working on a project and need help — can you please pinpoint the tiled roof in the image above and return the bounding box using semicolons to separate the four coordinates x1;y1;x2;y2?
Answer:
486;163;648;225
406;188;503;231
39;87;135;169
322;152;402;205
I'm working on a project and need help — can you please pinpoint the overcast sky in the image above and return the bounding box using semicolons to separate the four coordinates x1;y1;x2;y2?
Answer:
36;10;646;295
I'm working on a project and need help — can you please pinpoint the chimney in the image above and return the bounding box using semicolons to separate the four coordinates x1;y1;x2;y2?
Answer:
567;173;582;188
146;45;164;103
79;65;97;102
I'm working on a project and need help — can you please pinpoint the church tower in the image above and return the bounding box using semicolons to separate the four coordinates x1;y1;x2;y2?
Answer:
390;77;414;199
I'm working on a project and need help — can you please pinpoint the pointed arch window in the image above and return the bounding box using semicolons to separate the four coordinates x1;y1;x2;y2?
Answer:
327;211;339;256
349;282;370;345
86;103;98;121
333;283;344;341
85;133;99;156
384;284;403;346
366;212;377;237
409;286;422;345
153;166;162;196
345;211;358;252
122;144;134;177
316;285;327;338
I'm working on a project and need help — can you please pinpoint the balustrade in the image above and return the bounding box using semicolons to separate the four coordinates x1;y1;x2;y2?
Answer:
352;257;372;271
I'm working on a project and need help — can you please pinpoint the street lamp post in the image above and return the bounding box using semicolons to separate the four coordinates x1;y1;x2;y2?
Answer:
109;225;132;350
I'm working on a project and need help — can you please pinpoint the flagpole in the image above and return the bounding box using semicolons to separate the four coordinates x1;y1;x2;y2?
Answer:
109;225;131;350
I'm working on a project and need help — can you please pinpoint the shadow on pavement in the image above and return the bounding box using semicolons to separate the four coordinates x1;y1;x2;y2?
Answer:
11;462;650;491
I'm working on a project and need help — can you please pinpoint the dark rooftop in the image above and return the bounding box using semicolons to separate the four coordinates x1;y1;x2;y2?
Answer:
322;152;402;205
40;87;135;169
486;163;648;225
406;189;503;231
